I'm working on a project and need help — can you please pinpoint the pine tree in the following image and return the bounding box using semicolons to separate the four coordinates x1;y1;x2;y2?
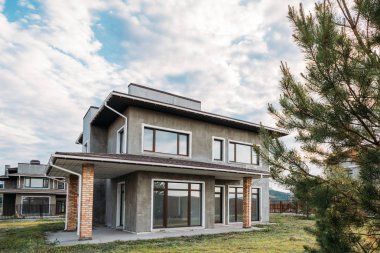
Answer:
258;0;380;252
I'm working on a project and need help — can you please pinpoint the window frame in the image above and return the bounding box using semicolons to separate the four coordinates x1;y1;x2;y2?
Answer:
57;181;65;190
151;179;204;231
23;177;49;189
228;140;260;165
0;181;4;189
214;185;225;224
142;124;192;157
20;196;51;215
227;186;261;224
212;137;225;162
116;125;127;154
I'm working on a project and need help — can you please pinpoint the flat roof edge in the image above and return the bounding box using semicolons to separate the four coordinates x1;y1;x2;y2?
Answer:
51;154;270;176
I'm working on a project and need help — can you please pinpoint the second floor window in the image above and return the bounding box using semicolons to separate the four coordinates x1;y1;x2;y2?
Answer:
24;178;49;188
144;127;189;156
213;138;224;161
117;127;126;154
0;181;3;189
228;142;259;165
57;181;65;189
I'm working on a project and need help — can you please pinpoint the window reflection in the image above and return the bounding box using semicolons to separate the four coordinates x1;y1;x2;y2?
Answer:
153;181;202;228
143;127;189;156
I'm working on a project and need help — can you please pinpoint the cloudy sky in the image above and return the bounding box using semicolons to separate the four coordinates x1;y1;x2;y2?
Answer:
0;0;313;171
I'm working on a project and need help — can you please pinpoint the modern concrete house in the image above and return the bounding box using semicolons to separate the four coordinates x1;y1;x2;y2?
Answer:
0;160;66;218
47;83;287;240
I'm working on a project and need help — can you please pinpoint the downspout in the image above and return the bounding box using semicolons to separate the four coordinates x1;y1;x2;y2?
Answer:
105;102;128;153
49;162;82;236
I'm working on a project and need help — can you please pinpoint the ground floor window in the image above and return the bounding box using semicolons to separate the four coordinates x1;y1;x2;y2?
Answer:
153;181;202;228
56;200;66;214
0;194;3;216
21;196;50;215
229;187;260;223
214;186;223;223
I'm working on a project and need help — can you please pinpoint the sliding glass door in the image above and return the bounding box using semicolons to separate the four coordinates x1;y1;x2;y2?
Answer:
153;181;202;228
229;187;260;223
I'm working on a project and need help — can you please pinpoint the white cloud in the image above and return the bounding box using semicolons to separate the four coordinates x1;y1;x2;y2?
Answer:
0;0;313;167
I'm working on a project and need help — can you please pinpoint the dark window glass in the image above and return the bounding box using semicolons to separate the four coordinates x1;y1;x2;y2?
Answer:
228;188;236;223
214;186;223;223
251;188;260;221
0;181;3;189
236;191;243;222
229;187;260;222
144;128;154;151
153;181;202;228
153;190;164;228
57;181;65;189
213;139;223;161
22;197;50;215
154;181;165;190
118;128;125;153
252;147;259;165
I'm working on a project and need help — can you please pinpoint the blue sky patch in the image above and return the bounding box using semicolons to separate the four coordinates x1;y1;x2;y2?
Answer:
92;11;130;66
3;0;43;27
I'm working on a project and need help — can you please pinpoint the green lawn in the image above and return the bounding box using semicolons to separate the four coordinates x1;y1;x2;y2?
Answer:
0;215;316;253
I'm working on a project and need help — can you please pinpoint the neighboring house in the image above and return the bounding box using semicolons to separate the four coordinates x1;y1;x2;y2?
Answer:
0;160;66;218
47;83;287;240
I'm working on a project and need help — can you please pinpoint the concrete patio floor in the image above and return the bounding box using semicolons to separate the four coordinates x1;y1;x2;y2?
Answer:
47;224;264;246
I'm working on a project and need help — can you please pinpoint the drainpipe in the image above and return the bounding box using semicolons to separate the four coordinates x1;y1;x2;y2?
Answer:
105;102;128;153
49;163;82;236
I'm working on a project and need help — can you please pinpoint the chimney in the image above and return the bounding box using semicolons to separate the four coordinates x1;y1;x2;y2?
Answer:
4;165;10;176
30;160;40;165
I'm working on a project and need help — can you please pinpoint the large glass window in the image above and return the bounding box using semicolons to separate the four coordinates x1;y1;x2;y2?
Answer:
213;139;224;161
153;181;202;228
21;197;50;215
144;127;189;156
0;181;4;189
214;186;223;223
24;178;49;188
229;187;260;223
228;142;259;165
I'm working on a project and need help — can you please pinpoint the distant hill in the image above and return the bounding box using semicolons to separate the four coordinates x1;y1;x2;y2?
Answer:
270;189;290;201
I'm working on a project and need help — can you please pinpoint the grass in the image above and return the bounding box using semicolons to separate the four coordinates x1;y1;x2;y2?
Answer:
0;214;317;253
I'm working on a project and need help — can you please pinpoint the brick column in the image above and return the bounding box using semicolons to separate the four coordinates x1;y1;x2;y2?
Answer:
66;175;78;231
243;177;252;228
79;163;94;240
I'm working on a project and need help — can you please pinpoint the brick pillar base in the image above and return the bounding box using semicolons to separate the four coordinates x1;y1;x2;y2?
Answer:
243;177;252;228
66;175;78;231
79;163;94;240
